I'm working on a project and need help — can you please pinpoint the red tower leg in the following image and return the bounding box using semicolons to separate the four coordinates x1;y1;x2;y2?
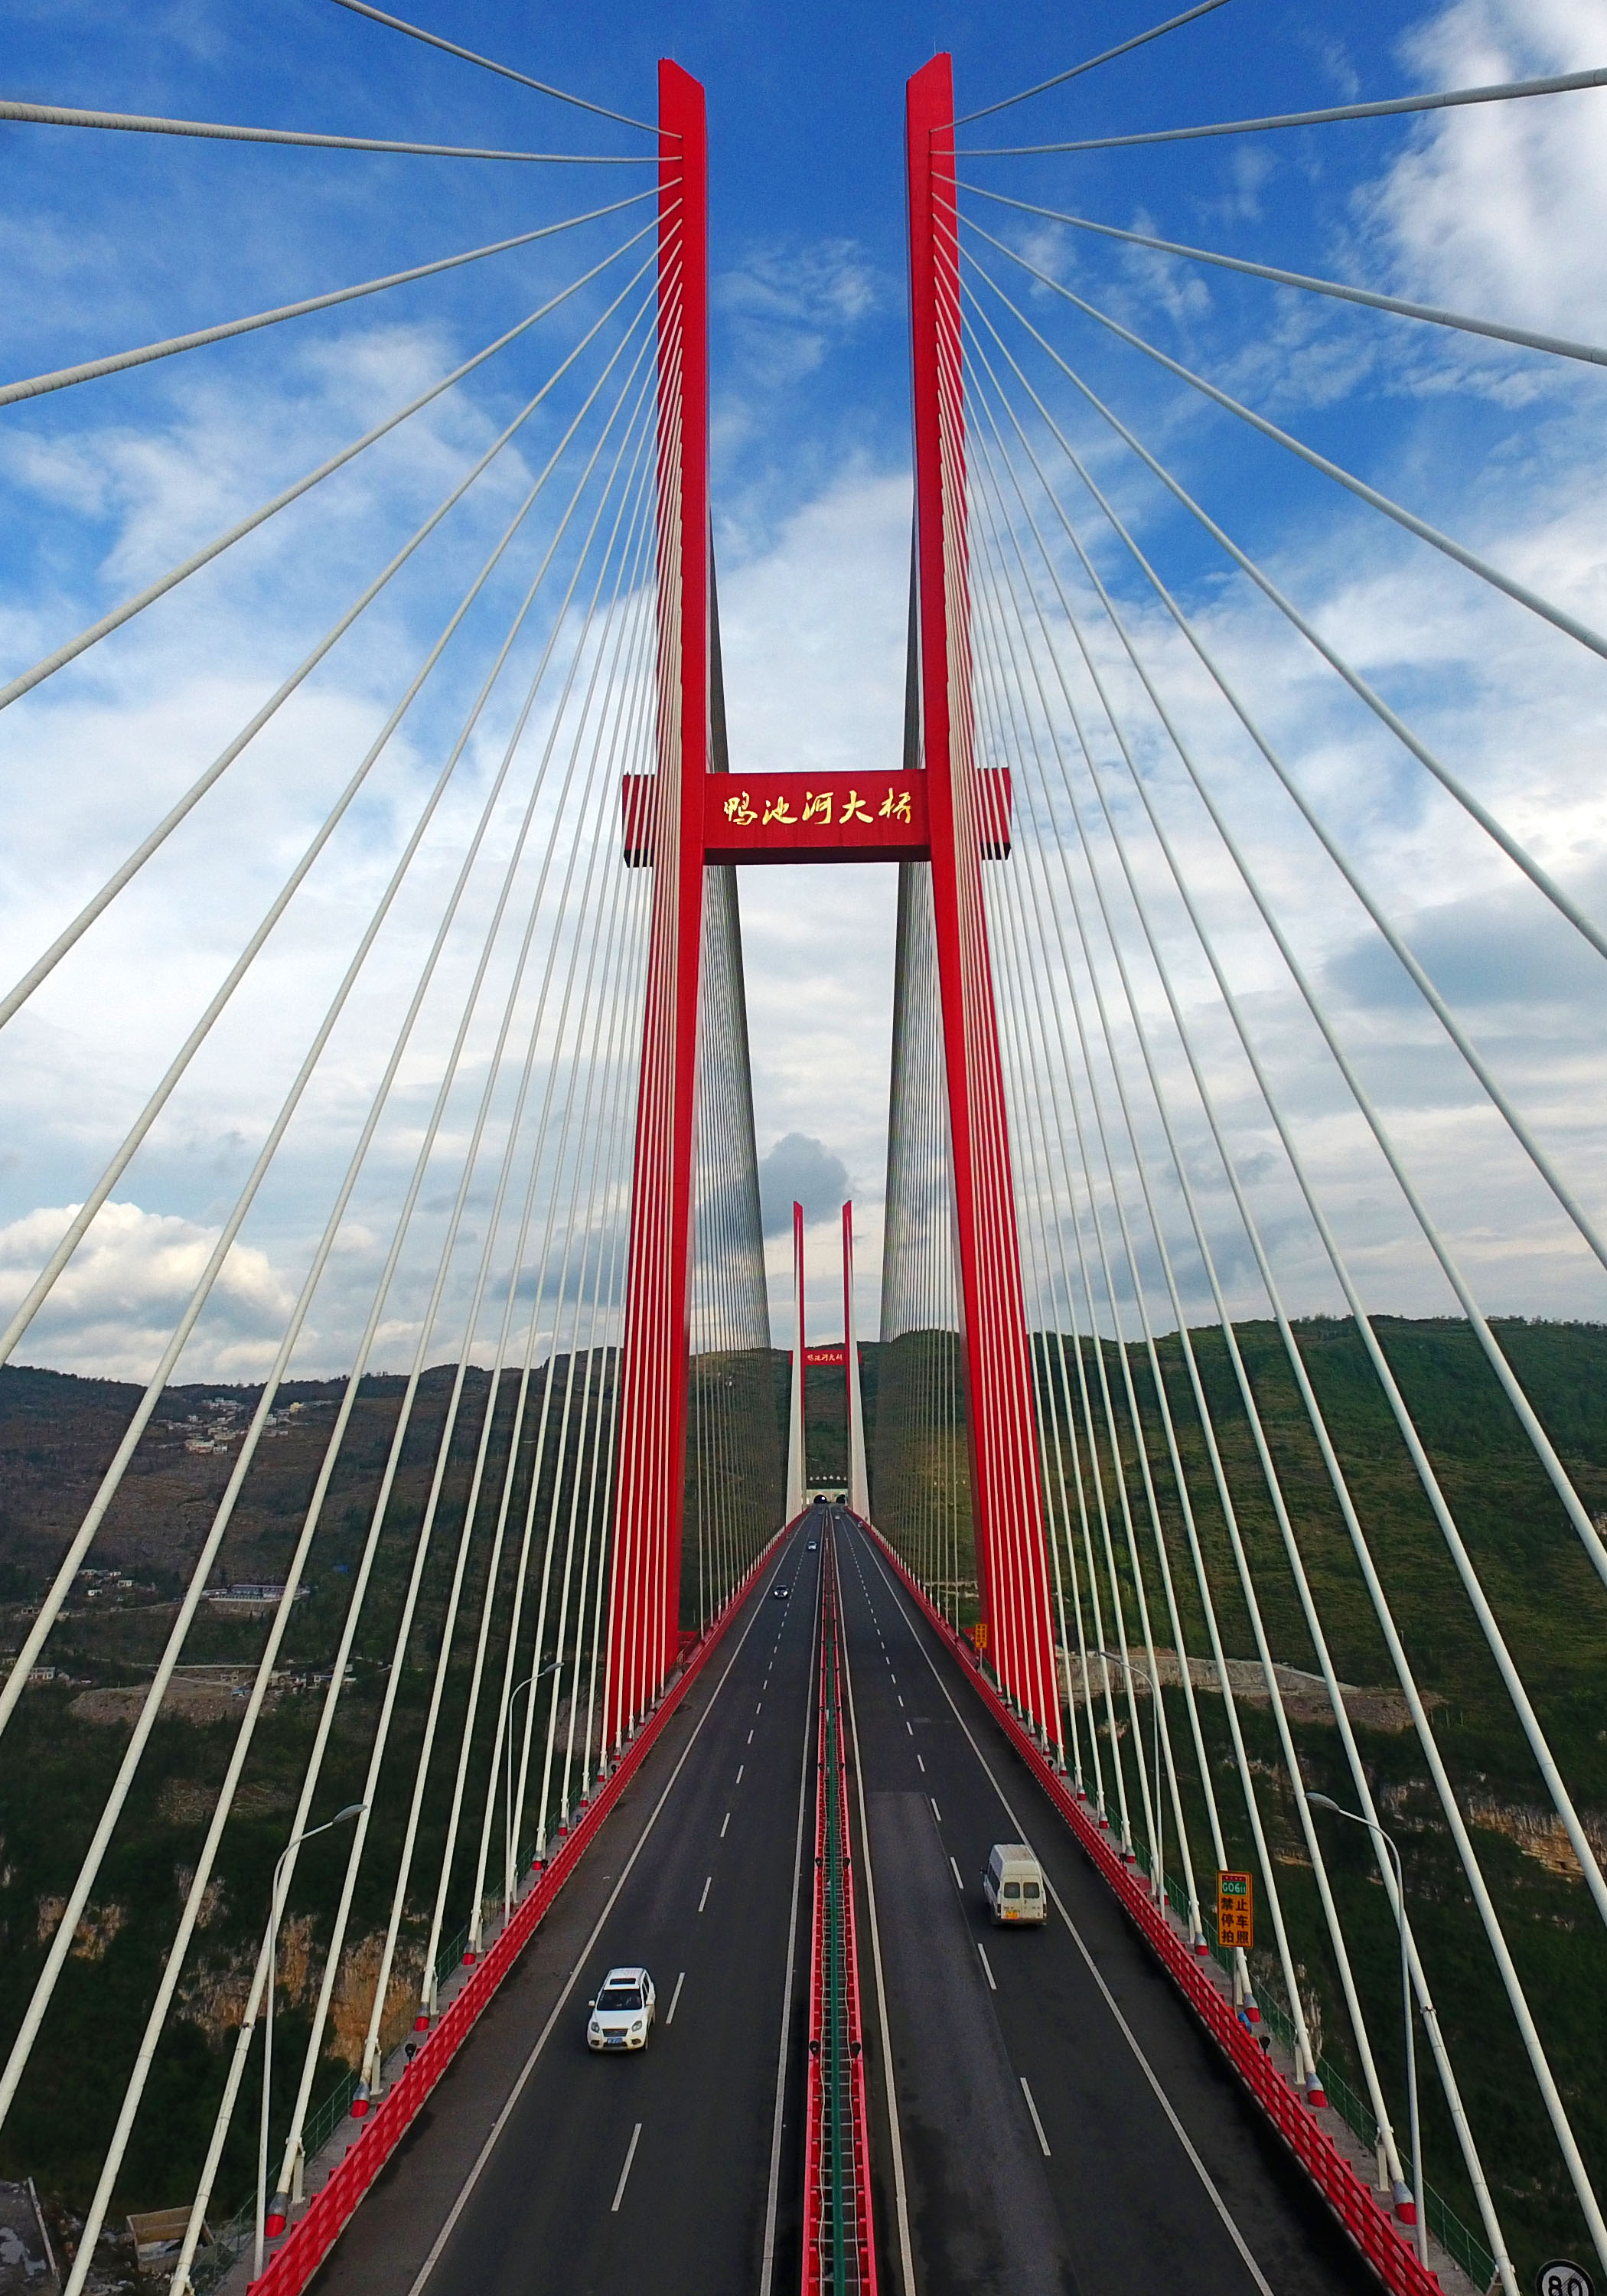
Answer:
905;54;1061;1744
605;60;710;1750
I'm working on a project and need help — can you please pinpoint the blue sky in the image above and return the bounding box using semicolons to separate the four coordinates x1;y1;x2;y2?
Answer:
2;0;1606;1375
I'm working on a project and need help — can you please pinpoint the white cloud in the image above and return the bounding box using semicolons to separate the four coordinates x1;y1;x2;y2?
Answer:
1360;0;1607;334
758;1133;850;1236
0;1199;295;1381
715;236;886;393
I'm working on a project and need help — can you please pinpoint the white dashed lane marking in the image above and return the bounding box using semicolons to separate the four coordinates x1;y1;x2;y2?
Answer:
611;2122;644;2211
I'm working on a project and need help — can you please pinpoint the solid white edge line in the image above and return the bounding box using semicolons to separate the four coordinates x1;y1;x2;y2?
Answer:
758;1546;826;2296
836;1536;918;2296
860;1531;1277;2296
1020;2076;1051;2157
400;1542;789;2296
610;2121;643;2213
666;1971;686;2026
977;1942;998;1992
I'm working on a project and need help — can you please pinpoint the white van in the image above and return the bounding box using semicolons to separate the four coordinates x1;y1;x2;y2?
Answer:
983;1842;1047;1926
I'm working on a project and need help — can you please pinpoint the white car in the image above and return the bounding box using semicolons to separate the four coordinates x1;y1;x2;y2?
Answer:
587;1965;657;2051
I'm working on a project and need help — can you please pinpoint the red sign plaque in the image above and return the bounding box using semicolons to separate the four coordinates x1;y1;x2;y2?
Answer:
622;768;1010;866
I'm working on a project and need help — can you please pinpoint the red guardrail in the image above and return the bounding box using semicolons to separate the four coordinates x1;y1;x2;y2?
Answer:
803;1535;878;2294
862;1521;1443;2296
249;1525;789;2294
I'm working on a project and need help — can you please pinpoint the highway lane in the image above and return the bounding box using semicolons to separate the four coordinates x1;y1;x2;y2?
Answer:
312;1515;826;2296
833;1510;1377;2296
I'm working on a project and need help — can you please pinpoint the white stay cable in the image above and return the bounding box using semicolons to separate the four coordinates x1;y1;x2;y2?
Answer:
433;846;648;1969
960;276;1607;1603
1009;556;1516;2265
968;559;1292;2033
0;289;661;1728
960;317;1607;1290
985;840;1144;1831
0;271;660;1383
973;551;1236;1916
986;430;1607;2262
152;508;658;2296
1017;573;1524;2283
536;902;647;1851
559;794;660;1818
1039;595;1607;1638
356;462;656;2073
0;228;661;1037
265;372;667;2201
414;558;655;1981
0;211;667;719
458;608;658;1938
968;567;1163;1867
0;96;649;165
160;520;658;2291
41;342;662;2295
574;605;664;1793
956;266;1607;969
978;655;1204;1913
444;811;650;1972
455;289;676;1936
965;220;1607;665
973;472;1401;2129
0;194;654;406
324;0;662;136
961;183;1607;372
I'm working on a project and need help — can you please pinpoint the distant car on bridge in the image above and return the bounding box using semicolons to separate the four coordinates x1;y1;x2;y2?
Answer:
586;1967;657;2051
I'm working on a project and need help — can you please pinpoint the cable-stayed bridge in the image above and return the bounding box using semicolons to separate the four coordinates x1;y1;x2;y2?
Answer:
1;8;1605;2294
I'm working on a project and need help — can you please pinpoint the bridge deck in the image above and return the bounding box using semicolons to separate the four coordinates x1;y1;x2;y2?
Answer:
834;1511;1377;2296
308;1509;1384;2294
312;1523;820;2296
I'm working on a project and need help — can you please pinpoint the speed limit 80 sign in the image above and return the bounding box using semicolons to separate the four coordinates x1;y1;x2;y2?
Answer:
1537;2262;1595;2296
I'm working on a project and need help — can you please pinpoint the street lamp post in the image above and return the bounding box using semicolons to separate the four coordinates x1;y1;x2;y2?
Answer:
1306;1791;1426;2262
1096;1649;1164;1910
256;1804;365;2278
504;1658;560;1912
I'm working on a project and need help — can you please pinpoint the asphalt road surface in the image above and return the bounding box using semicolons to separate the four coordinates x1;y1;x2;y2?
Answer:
313;1502;1380;2294
313;1516;823;2296
832;1509;1377;2296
